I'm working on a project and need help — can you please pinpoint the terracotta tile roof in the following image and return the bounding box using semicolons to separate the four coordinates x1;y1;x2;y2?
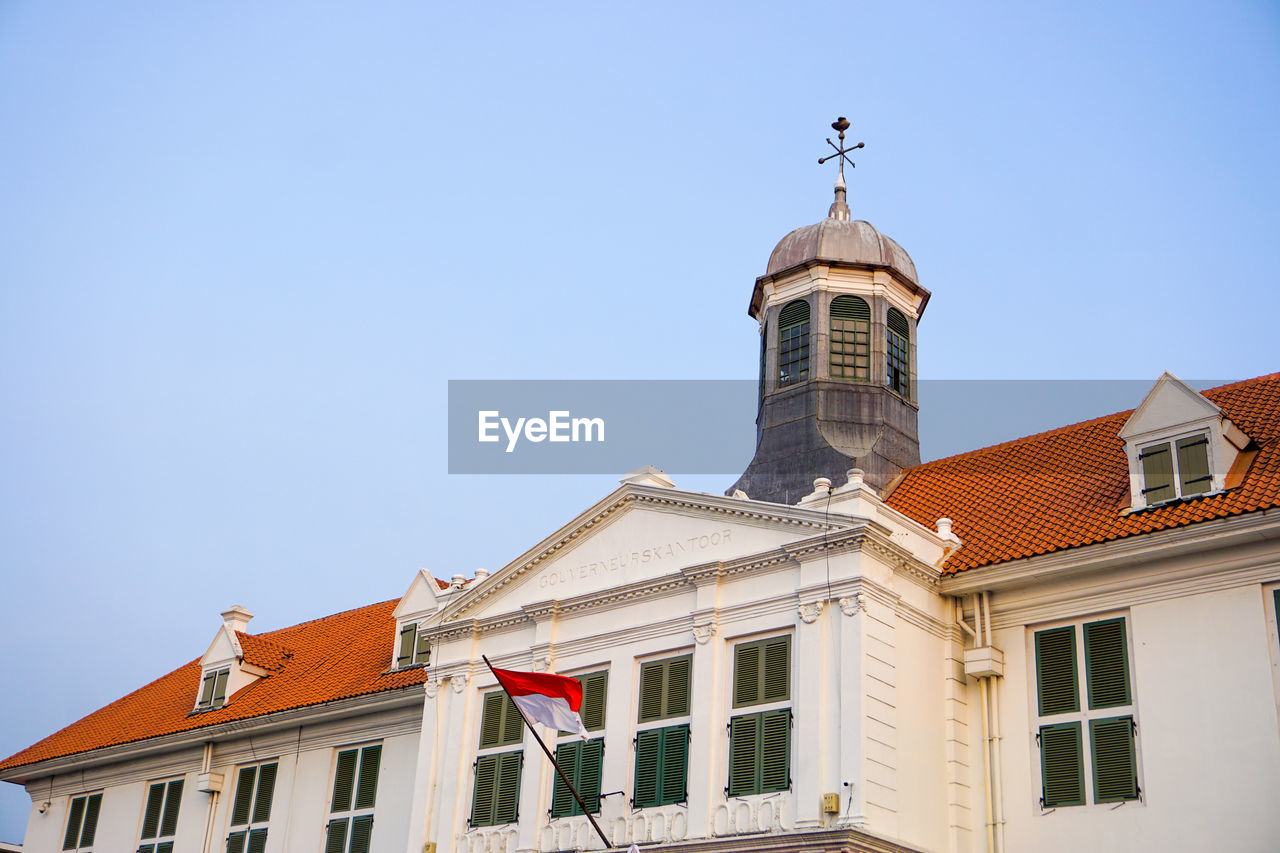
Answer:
0;599;428;774
235;631;293;672
884;373;1280;573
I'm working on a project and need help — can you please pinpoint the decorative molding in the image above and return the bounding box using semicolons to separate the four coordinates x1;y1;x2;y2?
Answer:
424;680;439;699
839;594;867;617
798;602;824;624
450;673;469;694
531;656;551;672
692;623;717;645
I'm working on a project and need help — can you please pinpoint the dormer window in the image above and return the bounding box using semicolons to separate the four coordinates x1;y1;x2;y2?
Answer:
395;622;430;669
196;667;229;710
1138;433;1212;505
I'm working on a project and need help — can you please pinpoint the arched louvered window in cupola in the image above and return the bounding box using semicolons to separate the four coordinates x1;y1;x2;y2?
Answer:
830;295;871;381
887;307;911;398
777;299;810;387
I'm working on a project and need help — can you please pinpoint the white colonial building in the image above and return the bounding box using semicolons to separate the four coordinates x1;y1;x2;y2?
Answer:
4;174;1280;853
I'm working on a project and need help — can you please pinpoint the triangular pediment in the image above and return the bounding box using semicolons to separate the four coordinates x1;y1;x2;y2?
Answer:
439;484;853;622
394;568;443;620
200;624;241;667
1120;371;1221;441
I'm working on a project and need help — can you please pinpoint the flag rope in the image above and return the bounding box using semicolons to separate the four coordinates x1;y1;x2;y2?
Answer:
481;655;614;850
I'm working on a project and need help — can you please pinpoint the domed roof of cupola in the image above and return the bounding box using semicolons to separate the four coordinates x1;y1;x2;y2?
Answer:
764;177;918;285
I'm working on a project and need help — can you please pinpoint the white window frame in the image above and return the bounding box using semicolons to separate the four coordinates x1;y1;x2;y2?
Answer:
136;776;183;853
324;743;380;853
725;631;793;800
393;620;430;670
1029;614;1144;811
195;666;230;711
223;759;278;853
61;791;103;852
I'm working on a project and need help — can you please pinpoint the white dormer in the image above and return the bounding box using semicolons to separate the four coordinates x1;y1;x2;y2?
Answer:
194;605;280;712
1119;372;1251;511
390;569;444;670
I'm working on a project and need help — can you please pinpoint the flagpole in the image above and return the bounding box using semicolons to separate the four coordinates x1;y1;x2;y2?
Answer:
481;655;614;850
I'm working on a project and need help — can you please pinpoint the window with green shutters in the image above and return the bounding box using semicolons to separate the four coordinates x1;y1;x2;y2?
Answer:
1033;618;1140;809
830;295;871;381
224;762;277;853
634;655;692;808
777;299;810;387
324;744;380;853
137;778;183;853
471;688;528;827
62;792;102;852
471;751;523;826
395;621;430;668
727;635;792;796
886;307;910;398
549;670;608;817
196;667;230;711
1138;433;1212;506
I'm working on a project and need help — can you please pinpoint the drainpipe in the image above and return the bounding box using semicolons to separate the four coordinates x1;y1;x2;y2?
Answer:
198;742;220;853
961;592;1005;853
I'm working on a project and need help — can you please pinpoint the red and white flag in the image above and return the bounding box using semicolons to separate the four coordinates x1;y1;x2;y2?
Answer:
492;667;589;740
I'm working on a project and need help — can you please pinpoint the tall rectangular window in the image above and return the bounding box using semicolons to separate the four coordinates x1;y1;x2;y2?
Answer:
137;778;183;853
324;745;380;853
633;655;692;808
552;670;608;818
225;762;277;853
1034;618;1140;808
471;691;525;827
62;793;102;852
727;636;791;796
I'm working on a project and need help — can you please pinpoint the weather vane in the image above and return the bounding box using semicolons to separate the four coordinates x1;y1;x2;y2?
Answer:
817;116;864;183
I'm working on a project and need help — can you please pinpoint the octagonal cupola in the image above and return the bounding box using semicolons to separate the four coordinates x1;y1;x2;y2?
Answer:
730;120;931;504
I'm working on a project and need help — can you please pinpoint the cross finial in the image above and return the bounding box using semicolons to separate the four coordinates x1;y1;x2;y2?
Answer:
817;117;864;221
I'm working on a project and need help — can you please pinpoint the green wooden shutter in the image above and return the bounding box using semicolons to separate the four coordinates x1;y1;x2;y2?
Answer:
500;695;524;745
252;763;277;823
63;797;85;850
638;661;665;722
330;750;358;813
397;624;415;667
660;725;690;805
1177;435;1212;496
225;831;247;853
1084;618;1131;709
199;672;216;707
1035;627;1080;716
213;669;230;704
324;818;348;853
354;745;381;810
245;829;267;853
156;843;174;853
779;299;809;328
348;815;374;853
1090;716;1138;803
159;780;182;837
831;295;870;321
578;738;604;814
1140;442;1175;503
551;741;582;818
230;767;256;826
1039;722;1085;808
141;783;165;839
665;656;691;717
727;714;760;796
494;752;523;824
79;794;102;847
471;754;498;826
414;632;431;664
633;729;661;807
733;644;761;707
480;692;505;747
138;846;156;853
762;637;790;703
579;671;608;731
760;709;791;793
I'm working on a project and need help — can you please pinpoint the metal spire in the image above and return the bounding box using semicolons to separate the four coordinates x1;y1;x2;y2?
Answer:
817;116;864;221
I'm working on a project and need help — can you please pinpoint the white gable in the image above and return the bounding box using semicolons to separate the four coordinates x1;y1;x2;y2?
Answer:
439;484;854;622
1119;371;1222;441
199;624;241;667
393;568;443;620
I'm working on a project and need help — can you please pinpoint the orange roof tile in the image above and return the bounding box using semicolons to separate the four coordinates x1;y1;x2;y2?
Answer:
0;599;427;774
884;374;1280;573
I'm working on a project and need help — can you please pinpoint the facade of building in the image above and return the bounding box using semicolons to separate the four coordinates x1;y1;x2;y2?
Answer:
4;179;1280;853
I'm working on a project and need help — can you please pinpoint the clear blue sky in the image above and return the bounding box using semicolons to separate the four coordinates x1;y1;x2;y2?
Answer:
2;0;1277;841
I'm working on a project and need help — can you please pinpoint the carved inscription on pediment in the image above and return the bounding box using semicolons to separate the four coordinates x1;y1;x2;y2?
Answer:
537;528;734;591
